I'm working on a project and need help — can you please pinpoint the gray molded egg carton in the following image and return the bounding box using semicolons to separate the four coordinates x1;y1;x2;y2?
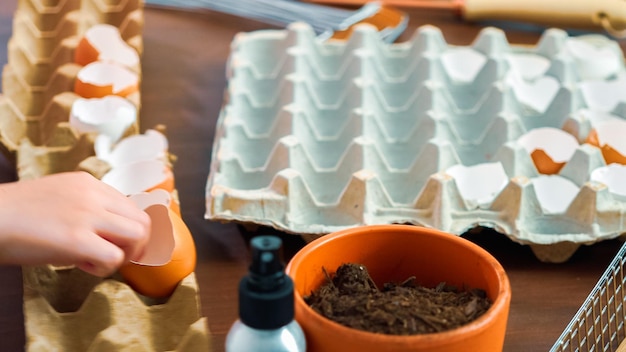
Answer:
205;22;626;262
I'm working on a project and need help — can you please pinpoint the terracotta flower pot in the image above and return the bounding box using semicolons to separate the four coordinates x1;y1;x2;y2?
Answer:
285;224;511;352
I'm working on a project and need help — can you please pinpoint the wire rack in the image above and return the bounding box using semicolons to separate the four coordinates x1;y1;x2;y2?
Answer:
551;241;626;352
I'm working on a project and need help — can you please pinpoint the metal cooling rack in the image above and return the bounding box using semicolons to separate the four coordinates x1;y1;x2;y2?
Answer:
551;241;626;352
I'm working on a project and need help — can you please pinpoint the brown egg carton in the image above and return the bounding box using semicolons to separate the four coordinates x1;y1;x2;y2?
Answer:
79;0;144;53
0;0;142;174
0;0;211;350
17;0;80;33
23;265;210;352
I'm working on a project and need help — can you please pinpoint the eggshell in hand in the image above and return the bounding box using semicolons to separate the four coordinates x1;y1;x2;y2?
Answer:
119;202;196;298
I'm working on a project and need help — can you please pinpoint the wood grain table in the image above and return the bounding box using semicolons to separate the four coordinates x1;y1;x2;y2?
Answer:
0;1;623;351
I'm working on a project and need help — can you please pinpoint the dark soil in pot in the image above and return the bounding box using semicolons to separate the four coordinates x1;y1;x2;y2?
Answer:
304;263;492;335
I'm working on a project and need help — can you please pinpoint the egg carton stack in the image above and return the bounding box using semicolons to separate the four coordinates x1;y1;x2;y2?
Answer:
206;22;626;263
0;0;210;351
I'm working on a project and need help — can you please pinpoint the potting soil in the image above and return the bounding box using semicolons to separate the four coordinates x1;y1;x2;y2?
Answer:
304;263;492;335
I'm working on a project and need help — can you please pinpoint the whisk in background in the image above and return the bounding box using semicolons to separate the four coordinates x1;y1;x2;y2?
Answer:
143;0;409;43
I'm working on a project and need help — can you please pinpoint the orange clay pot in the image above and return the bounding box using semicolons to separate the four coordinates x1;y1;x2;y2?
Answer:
285;224;511;352
118;203;196;298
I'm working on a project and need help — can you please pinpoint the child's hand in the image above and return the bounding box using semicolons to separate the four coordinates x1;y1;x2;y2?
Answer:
0;171;151;277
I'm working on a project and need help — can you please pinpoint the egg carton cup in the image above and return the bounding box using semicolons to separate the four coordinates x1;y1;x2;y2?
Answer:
17;121;98;180
7;28;78;87
3;61;80;117
17;0;143;38
78;0;144;55
18;0;80;33
23;265;210;352
206;22;626;262
13;8;79;62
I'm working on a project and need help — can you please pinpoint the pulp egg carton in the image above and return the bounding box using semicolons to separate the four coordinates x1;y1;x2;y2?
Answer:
206;22;626;263
0;1;210;350
0;0;143;179
23;265;209;352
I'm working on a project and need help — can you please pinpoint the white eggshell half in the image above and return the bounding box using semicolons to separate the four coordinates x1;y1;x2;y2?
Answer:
507;74;560;113
69;96;136;143
590;164;626;201
579;78;626;112
565;37;621;80
84;24;140;68
77;61;138;94
445;162;508;207
95;129;168;168
593;119;626;155
440;47;487;83
506;53;550;81
101;160;171;195
517;127;579;163
531;175;579;214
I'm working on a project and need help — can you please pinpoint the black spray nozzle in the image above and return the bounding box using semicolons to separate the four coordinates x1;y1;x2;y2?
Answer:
239;235;295;329
250;235;284;276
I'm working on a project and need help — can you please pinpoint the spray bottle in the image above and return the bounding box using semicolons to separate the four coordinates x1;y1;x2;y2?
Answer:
226;235;306;352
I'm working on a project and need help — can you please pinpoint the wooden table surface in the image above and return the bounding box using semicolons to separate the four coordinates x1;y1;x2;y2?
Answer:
0;1;624;351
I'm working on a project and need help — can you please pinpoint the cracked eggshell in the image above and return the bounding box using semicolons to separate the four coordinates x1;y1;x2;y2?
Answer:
590;164;626;201
564;109;622;142
75;23;140;70
506;73;560;114
101;159;174;195
74;61;139;98
440;47;486;83
128;187;180;216
579;76;626;113
69;95;137;143
95;129;168;168
517;127;579;174
531;175;579;214
445;162;508;208
565;36;622;80
119;191;196;298
586;119;626;165
505;53;550;81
